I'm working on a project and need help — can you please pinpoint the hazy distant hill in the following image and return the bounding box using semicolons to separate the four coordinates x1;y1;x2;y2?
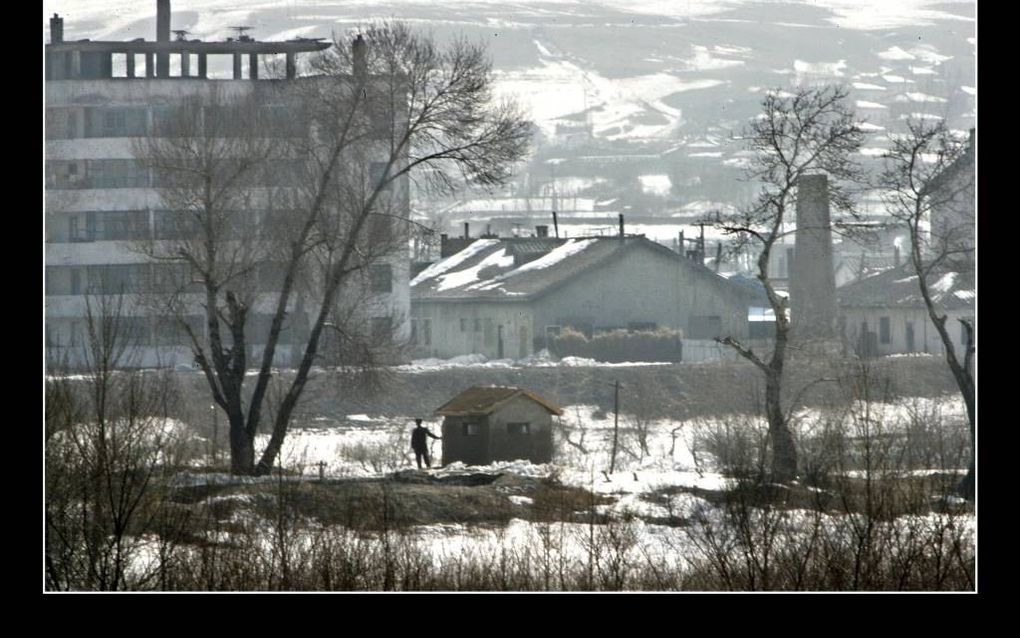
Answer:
44;0;975;210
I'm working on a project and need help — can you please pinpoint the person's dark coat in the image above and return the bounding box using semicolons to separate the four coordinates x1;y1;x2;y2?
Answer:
411;425;439;452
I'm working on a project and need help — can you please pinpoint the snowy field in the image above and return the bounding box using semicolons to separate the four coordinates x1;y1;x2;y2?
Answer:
152;392;973;588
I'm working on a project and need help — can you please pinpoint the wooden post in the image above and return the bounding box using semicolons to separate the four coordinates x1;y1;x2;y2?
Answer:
610;380;620;474
286;52;296;79
212;405;219;465
318;461;326;482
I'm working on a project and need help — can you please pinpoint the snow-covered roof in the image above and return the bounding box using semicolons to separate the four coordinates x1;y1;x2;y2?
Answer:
412;235;755;303
837;262;974;310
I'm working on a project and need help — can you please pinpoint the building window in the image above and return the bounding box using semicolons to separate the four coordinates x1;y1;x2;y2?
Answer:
689;315;722;340
507;422;530;435
153;210;199;240
474;318;482;332
87;160;149;189
879;316;891;344
369;264;392;293
460;318;468;332
45;108;77;140
86;264;148;295
76;210;149;241
462;422;480;436
84;106;147;138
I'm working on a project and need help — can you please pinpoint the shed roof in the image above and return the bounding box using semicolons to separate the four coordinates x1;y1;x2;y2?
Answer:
435;386;563;417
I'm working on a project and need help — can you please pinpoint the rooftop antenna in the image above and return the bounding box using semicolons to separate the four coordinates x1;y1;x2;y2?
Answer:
229;26;254;42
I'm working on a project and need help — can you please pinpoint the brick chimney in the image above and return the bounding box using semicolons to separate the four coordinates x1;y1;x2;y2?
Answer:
50;14;63;44
156;0;171;77
353;34;367;80
789;174;837;341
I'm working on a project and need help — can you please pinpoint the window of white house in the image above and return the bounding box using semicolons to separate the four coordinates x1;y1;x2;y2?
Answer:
460;318;468;332
474;318;482;332
507;422;530;435
879;317;891;344
462;422;480;436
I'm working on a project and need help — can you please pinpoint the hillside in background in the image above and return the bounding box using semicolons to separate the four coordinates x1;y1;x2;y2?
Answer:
43;0;976;227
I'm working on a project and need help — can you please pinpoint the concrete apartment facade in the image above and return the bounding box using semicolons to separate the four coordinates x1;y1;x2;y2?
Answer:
44;1;411;369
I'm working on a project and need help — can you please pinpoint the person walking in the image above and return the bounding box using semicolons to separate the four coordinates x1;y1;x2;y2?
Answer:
411;418;441;469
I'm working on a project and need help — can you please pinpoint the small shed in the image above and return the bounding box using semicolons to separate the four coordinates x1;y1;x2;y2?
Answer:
435;386;563;466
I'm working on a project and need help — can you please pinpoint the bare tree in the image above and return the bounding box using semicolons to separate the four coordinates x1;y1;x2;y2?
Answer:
134;23;531;475
45;294;189;590
878;120;974;500
711;86;865;482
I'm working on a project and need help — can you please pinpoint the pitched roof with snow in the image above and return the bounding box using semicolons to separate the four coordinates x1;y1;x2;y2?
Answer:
412;235;755;302
837;262;974;310
435;386;563;417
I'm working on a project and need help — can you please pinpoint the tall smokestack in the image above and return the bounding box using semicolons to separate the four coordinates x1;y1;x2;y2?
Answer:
618;214;625;239
463;222;470;239
790;174;837;341
50;14;63;44
353;34;367;80
156;0;171;77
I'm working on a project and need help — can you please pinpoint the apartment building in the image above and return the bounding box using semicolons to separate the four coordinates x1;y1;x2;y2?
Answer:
45;1;411;368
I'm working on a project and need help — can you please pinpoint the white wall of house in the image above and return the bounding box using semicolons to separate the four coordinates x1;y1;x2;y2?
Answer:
410;302;533;360
841;306;974;357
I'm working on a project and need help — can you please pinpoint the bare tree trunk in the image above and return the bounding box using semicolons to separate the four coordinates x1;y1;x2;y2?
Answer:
765;368;797;482
229;415;255;474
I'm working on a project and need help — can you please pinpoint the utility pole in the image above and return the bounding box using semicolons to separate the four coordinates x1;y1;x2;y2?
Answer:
610;380;620;474
211;404;219;466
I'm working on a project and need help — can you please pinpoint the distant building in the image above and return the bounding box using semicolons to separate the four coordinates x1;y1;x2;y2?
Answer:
436;386;562;466
837;262;974;358
410;234;758;360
